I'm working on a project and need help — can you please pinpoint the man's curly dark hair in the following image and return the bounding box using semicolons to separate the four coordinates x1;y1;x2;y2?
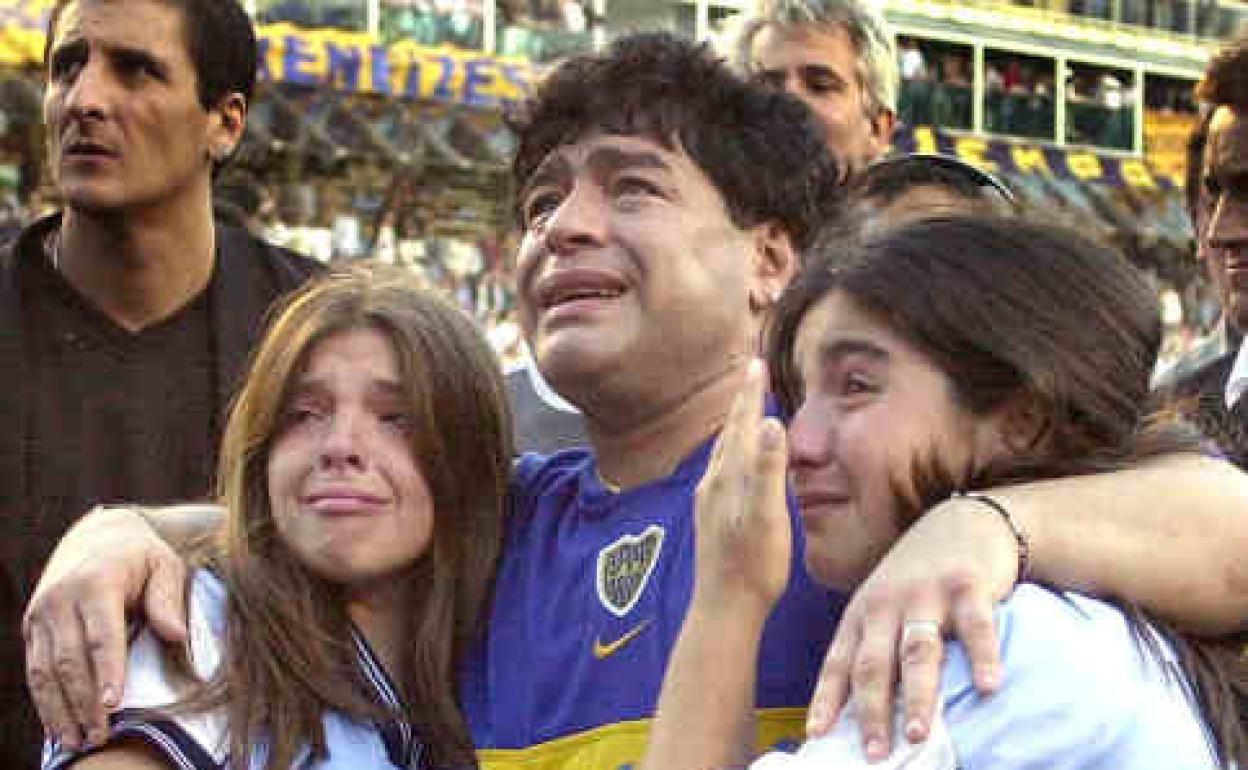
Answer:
507;32;844;252
1196;31;1248;111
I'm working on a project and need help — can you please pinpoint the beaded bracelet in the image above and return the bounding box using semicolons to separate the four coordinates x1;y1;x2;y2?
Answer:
951;491;1032;583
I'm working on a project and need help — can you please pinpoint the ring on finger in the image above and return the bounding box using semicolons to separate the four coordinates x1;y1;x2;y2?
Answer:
900;619;942;648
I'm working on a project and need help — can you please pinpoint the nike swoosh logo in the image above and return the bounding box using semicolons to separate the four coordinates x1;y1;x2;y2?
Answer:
592;618;654;660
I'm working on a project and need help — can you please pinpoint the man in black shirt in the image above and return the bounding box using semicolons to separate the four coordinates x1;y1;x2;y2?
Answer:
0;0;319;762
1164;34;1248;468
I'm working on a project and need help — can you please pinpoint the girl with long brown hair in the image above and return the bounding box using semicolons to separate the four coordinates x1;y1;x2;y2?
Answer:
643;214;1246;769
45;265;512;770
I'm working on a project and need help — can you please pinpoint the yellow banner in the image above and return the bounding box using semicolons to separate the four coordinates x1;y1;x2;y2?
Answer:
1143;109;1197;189
257;23;540;107
0;0;54;65
0;3;542;108
895;125;1172;189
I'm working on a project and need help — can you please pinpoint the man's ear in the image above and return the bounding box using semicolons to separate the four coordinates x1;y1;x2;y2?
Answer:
869;108;897;157
207;92;248;161
749;221;797;314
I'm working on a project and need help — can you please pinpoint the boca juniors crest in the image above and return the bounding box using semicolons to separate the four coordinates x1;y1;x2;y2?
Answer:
596;526;665;617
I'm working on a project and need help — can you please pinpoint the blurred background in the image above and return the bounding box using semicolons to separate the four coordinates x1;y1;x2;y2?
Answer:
0;0;1236;369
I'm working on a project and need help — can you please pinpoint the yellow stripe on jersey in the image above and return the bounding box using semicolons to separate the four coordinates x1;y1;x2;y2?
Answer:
477;707;807;770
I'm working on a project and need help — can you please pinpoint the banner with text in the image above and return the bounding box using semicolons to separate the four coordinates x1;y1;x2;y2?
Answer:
893;125;1173;190
256;23;540;108
0;3;542;108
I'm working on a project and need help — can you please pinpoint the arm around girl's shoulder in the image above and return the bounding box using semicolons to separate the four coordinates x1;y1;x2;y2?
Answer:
42;569;229;770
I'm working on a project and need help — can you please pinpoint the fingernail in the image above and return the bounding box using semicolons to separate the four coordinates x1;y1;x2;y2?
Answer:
905;718;926;742
101;685;117;708
865;737;887;761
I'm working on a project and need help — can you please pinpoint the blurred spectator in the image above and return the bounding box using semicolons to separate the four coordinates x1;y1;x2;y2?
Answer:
499;0;593;61
986;61;1004;93
899;37;928;82
1004;59;1025;93
898;37;931;127
267;183;334;262
985;56;1055;139
1101;72;1125;110
382;0;484;48
735;0;899;178
331;211;365;261
933;49;973;128
1160;33;1248;468
561;0;589;33
0;193;24;245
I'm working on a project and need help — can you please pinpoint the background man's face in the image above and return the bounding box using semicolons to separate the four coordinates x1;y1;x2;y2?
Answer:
513;133;761;406
1191;151;1234;327
43;0;217;214
749;23;889;176
1202;105;1248;331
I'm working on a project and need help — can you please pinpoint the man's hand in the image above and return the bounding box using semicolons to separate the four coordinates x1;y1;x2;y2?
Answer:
807;496;1019;762
23;505;189;751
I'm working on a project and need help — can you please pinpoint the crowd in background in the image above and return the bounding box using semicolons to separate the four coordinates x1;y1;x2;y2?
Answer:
0;3;1229;378
0;162;1214;381
209;172;527;368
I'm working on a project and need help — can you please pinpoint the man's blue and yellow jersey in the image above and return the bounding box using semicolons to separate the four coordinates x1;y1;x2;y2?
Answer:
462;439;845;770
